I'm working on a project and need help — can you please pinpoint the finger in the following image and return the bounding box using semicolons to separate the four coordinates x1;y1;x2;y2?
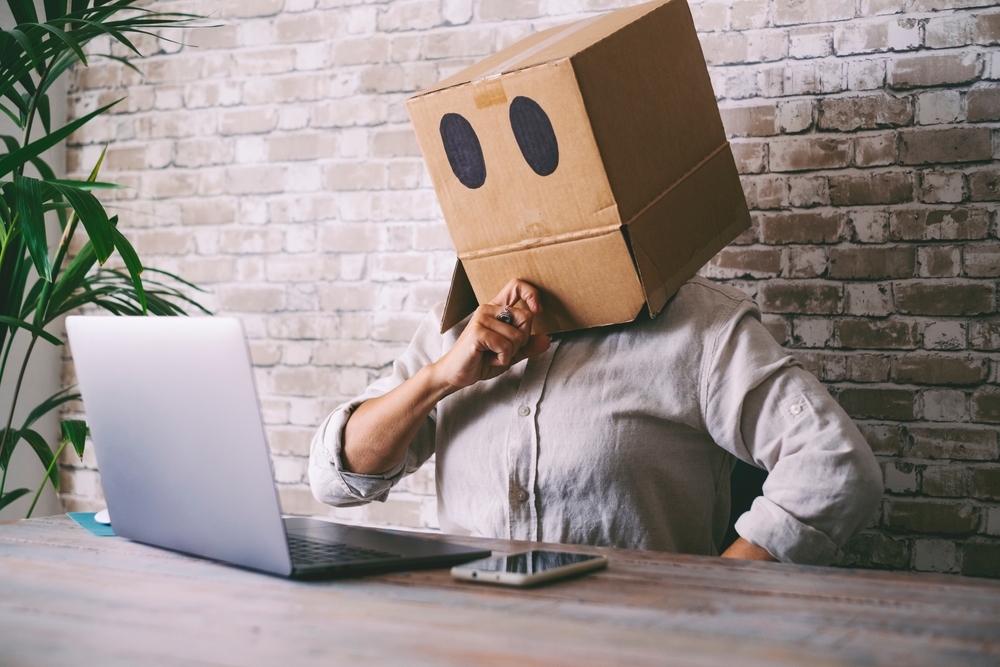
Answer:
476;306;530;349
490;278;543;314
474;327;517;367
510;333;551;365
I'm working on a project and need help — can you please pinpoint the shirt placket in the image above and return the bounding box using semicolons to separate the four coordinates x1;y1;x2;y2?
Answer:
505;339;560;541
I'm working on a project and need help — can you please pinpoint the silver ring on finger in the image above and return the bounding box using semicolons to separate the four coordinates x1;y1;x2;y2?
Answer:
497;306;513;326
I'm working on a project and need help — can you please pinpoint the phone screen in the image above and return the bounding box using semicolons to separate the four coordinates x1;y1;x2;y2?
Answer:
454;550;602;574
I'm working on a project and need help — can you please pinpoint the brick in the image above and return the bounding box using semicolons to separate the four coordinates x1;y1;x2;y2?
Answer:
913;539;960;573
703;247;782;279
219;285;285;312
969;319;1000;350
786;247;828;278
858;423;903;456
923;466;969;498
268;133;338;162
842;532;911;569
846;354;891;382
791;317;834;347
969;167;1000;201
854;134;896;167
788;26;833;59
885;500;979;535
885;461;918;493
836;318;919;349
964;243;1000;278
923;389;969;422
976;11;1000;45
967;87;1000;122
777;99;815;133
888;53;980;89
892;355;988;385
758;211;843;244
918;170;966;204
818;94;912;131
769;136;851;172
908;426;999;461
916;90;964;125
889;208;990;241
700;33;749;66
918;318;965;349
774;0;855;26
787;175;829;207
969;468;1000;501
844;283;893;317
838;388;915;420
318;285;377;311
730;141;768;174
972;387;1000;423
829;172;913;205
925;15;975;49
899;128;994;165
181;199;237;226
894;282;994;316
828;247;914;280
834;21;888;56
758;281;842;314
741;174;789;209
962;542;1000;578
917;245;960;278
220;108;278;135
850;210;889;244
731;0;768;30
720;104;777;137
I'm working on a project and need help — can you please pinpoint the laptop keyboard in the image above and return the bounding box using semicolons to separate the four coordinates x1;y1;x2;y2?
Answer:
287;535;402;566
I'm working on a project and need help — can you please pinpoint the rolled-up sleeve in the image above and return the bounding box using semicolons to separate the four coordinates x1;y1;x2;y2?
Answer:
308;306;443;507
702;300;883;565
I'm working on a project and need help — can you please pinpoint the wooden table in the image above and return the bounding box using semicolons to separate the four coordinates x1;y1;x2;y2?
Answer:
2;516;998;666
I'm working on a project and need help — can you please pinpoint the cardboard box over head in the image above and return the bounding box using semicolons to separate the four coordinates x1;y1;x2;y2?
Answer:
406;0;751;335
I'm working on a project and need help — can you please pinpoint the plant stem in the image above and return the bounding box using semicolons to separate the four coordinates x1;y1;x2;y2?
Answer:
0;334;38;498
26;436;67;518
35;214;78;327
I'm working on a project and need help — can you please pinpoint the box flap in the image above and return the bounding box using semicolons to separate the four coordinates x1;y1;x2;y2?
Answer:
627;143;751;317
461;230;645;334
440;259;480;333
415;0;674;98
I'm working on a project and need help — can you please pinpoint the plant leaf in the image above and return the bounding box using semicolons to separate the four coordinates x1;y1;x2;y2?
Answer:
0;103;23;128
70;0;89;13
0;314;61;345
44;0;67;21
20;428;58;490
37;92;50;134
109;220;144;313
6;0;38;24
50;183;113;262
20;386;79;433
0;98;121;179
60;419;87;458
44;239;94;319
14;174;52;281
33;21;86;66
0;488;30;511
45;178;123;190
6;28;43;75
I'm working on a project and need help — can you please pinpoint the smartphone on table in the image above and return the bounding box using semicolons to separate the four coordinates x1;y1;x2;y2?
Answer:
451;550;607;587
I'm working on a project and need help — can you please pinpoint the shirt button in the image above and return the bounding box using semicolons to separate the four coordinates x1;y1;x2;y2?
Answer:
517;405;531;417
516;490;528;502
789;404;803;416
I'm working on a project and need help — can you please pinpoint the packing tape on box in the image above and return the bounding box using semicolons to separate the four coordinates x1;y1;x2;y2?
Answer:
472;15;603;85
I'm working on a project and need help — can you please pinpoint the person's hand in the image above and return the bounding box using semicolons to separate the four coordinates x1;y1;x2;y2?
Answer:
430;279;551;392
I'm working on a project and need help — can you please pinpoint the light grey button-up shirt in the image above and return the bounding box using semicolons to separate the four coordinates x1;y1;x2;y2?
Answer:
309;277;882;565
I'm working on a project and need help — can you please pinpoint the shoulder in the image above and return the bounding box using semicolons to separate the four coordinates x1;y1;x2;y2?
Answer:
656;275;760;331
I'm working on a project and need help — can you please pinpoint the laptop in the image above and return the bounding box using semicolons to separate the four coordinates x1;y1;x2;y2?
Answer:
65;316;491;579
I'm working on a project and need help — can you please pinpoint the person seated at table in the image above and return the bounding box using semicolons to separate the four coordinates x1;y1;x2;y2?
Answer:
309;278;883;564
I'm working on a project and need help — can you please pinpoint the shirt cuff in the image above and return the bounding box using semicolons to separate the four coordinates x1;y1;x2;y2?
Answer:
734;496;841;566
309;400;406;506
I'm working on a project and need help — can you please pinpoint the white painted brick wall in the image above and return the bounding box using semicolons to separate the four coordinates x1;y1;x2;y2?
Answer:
59;0;1000;576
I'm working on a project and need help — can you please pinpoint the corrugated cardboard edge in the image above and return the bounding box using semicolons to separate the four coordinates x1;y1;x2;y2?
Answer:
441;260;479;333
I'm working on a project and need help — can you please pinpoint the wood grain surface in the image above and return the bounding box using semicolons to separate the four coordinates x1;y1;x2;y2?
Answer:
1;516;998;666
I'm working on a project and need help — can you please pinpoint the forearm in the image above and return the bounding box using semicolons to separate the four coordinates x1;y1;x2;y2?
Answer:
342;363;453;475
721;536;777;562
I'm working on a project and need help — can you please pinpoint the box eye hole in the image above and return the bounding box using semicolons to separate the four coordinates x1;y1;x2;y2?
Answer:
509;96;558;177
439;113;486;189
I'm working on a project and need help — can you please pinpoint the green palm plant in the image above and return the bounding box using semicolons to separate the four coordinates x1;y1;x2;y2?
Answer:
0;0;210;517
